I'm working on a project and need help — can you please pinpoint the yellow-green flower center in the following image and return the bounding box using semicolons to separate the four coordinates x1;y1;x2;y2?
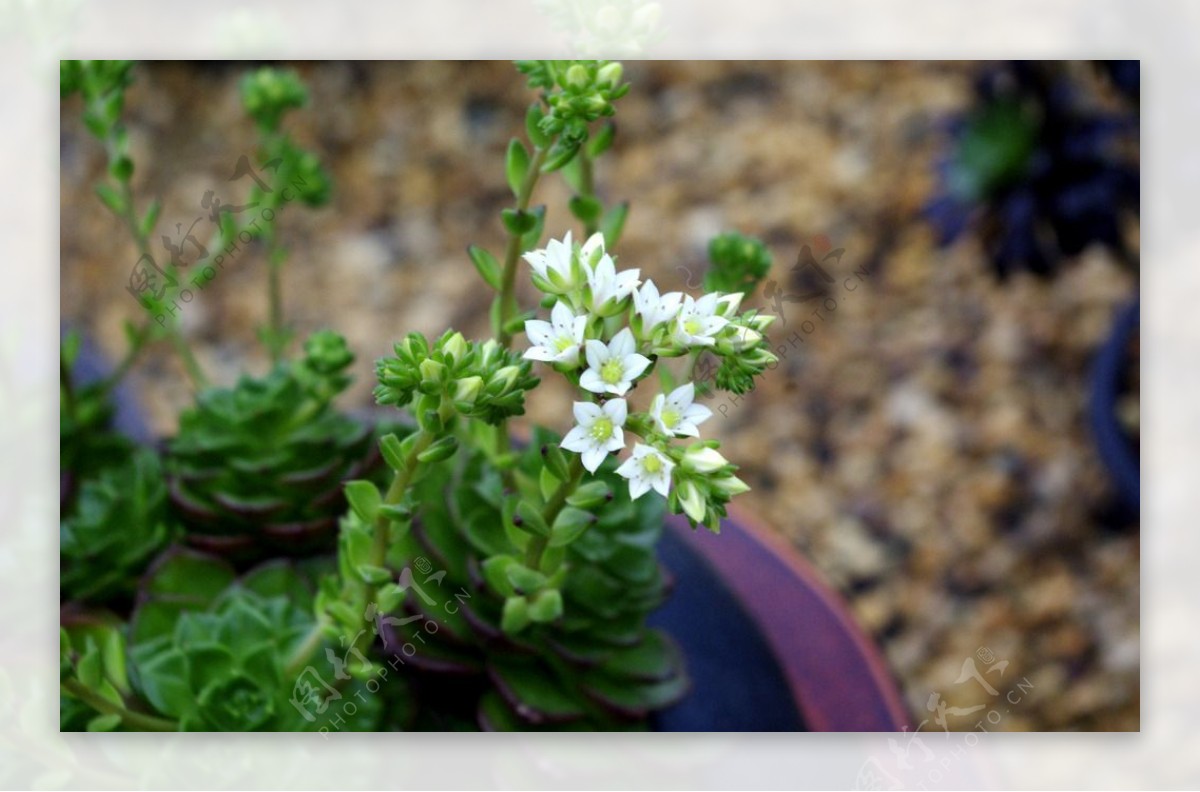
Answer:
600;358;625;385
554;336;575;353
660;408;681;428
589;417;614;442
684;318;702;336
642;454;663;474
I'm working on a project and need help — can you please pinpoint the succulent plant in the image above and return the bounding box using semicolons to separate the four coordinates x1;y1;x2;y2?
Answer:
126;550;385;732
926;61;1139;279
376;428;688;730
166;331;382;562
60;333;136;511
60;447;177;605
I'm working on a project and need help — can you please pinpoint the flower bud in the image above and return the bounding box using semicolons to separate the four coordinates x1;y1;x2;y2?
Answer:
489;365;521;393
682;446;730;474
597;62;623;88
715;292;744;317
453;375;484;406
565;64;589;90
712;475;751;497
677;480;707;523
418;358;446;385
441;331;468;363
718;325;763;354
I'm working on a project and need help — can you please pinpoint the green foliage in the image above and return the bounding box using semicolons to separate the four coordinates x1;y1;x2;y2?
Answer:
374;331;538;426
515;60;630;170
240;67;309;133
127;553;381;731
705;232;773;295
381;429;687;730
60;337;135;492
949;100;1039;200
60;447;177;604
166;332;380;561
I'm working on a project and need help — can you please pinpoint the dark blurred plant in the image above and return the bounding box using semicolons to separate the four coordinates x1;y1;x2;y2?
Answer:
926;61;1139;279
166;331;379;562
61;447;177;605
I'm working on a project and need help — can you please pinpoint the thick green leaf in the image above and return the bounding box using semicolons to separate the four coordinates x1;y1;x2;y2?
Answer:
505;138;529;197
487;659;587;725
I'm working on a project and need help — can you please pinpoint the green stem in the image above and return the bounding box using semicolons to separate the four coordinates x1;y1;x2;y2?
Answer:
344;426;436;665
525;455;584;568
497;145;549;349
283;620;329;679
577;150;598;236
61;679;178;732
110;178;210;391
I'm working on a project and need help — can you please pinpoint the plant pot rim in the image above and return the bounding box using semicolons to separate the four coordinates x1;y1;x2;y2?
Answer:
667;502;911;732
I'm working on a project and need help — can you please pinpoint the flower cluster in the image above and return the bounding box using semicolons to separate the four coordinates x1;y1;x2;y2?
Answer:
521;232;777;531
375;330;538;426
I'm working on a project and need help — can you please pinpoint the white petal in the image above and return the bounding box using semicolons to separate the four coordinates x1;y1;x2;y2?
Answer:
561;426;590;453
524;319;554;347
623;353;651;381
603;398;628;426
650;471;671;498
604;427;626;452
573;401;603;424
550;301;574;331
523;346;557;362
675;422;700;438
668;382;694;409
570;315;587;342
615;456;639;478
581;446;607;473
582;231;605;258
684;403;712;425
628;476;651;500
580;369;608;394
584;339;608;371
607;380;630;396
609;328;636;358
695;292;720;316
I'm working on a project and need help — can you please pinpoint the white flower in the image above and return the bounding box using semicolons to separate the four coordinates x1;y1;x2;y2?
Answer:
523;301;587;366
580;328;651;396
561;398;628;473
586;253;640;315
674;293;730;347
523;231;578;291
633;279;683;332
616;443;674;500
649;382;712;438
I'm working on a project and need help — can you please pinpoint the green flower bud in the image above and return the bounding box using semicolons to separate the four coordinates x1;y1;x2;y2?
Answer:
597;62;623;88
453;375;484;406
490;365;521;393
418;358;446;385
441;331;468;363
678;480;707;523
712;474;751;497
565;63;590;90
682;446;731;474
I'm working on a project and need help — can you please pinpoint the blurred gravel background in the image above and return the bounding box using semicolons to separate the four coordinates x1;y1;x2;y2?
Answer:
60;61;1139;731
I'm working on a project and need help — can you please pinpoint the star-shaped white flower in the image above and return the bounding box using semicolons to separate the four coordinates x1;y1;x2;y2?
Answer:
580;328;651;396
561;398;628;473
633;279;683;332
649;382;712;437
715;292;744;317
523;231;578;291
523;301;587;366
616;443;674;500
580;231;607;266
673;293;730;347
586;253;640;315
